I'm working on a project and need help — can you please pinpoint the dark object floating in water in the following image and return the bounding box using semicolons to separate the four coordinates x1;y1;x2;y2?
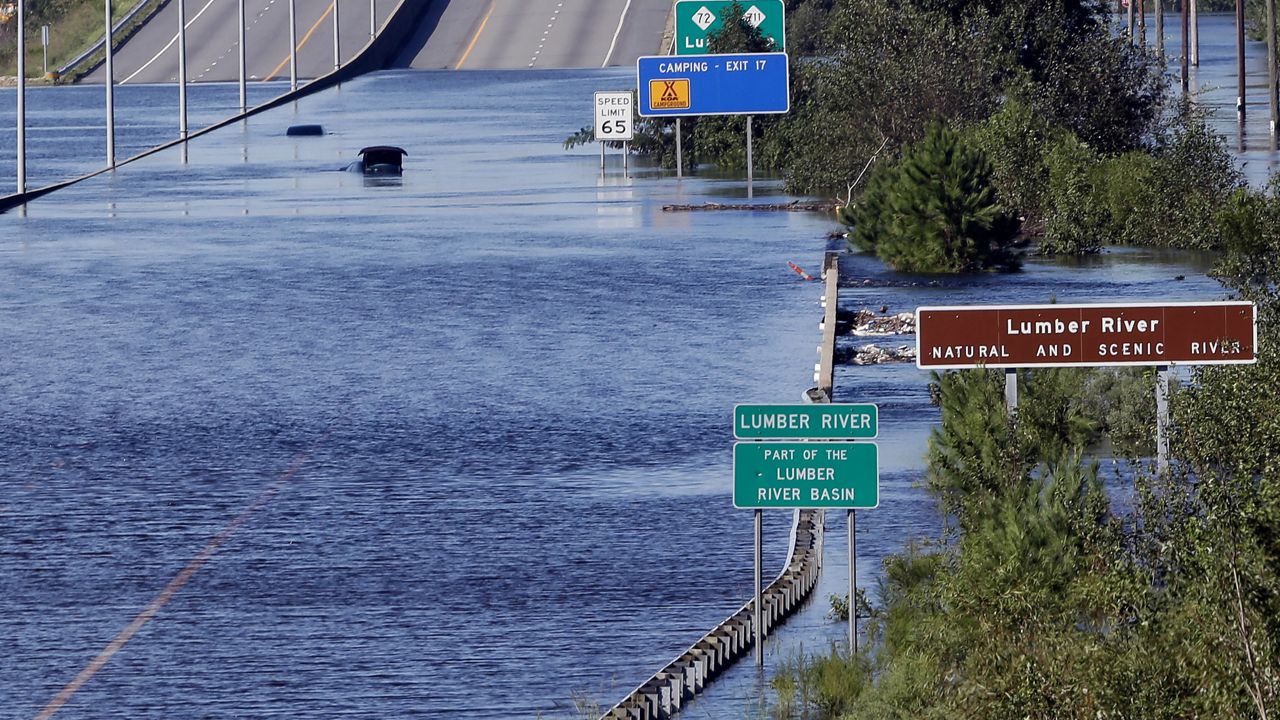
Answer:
286;124;325;136
356;146;408;175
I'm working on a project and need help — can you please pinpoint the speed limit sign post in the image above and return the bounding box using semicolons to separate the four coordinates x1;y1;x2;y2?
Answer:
594;91;634;175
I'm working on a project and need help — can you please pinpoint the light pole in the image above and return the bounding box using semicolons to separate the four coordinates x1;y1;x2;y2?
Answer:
332;0;340;71
238;0;247;112
17;0;26;193
288;0;298;91
178;0;188;138
105;0;116;167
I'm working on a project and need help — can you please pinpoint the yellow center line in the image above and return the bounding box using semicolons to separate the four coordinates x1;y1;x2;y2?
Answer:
265;3;336;82
455;0;496;70
33;439;327;720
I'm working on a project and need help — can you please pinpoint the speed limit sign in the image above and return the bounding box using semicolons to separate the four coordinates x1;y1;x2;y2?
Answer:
594;91;635;141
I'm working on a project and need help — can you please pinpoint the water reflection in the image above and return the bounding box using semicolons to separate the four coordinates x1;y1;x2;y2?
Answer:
362;175;402;188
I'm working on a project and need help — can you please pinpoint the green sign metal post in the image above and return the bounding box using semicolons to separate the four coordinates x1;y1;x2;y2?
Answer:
734;403;878;439
673;0;786;55
733;442;879;509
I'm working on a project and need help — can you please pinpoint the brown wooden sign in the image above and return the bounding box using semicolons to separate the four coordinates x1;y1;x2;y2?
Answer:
916;302;1257;369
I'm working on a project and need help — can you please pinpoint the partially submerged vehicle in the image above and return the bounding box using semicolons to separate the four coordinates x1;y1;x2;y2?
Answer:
350;146;408;175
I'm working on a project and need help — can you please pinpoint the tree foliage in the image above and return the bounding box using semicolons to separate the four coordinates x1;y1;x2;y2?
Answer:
772;175;1280;719
847;124;1023;273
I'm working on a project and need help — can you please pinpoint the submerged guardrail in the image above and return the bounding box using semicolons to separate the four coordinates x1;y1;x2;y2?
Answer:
598;252;841;720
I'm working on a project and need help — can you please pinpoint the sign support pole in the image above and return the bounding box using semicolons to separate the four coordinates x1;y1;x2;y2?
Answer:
848;509;857;655
754;508;763;667
746;115;754;199
623;141;629;177
1156;365;1170;475
1004;369;1018;418
676;119;683;179
600;142;605;173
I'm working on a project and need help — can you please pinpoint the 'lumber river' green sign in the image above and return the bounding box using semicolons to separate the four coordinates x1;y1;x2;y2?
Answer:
733;442;879;509
734;403;878;439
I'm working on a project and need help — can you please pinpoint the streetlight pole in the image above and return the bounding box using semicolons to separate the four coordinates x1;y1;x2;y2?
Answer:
178;0;188;138
238;0;247;113
17;0;26;193
105;0;116;167
288;0;298;91
332;0;340;71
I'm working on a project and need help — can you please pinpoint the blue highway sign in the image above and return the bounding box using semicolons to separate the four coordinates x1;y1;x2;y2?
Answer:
636;52;790;117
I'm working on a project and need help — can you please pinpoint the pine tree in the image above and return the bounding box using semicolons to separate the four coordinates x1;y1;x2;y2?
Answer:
850;123;1024;273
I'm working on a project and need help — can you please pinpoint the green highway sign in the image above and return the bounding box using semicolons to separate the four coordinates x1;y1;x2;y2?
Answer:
734;442;879;509
734;404;878;439
674;0;786;55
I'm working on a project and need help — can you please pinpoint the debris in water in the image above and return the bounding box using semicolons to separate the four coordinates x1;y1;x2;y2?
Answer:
837;344;917;365
788;262;817;281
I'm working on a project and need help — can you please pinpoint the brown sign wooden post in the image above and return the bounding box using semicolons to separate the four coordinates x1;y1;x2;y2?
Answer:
916;302;1258;473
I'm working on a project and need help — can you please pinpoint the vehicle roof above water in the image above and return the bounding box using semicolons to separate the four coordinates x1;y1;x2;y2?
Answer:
358;146;408;156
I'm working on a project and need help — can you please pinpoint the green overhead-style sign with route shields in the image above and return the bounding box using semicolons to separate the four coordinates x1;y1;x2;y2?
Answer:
674;0;786;54
734;442;879;509
734;404;878;439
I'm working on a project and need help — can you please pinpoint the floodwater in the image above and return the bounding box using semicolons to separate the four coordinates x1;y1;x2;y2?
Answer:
0;82;287;190
1168;12;1280;185
0;27;1261;720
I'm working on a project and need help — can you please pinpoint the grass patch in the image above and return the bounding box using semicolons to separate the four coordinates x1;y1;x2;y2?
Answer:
1;0;154;80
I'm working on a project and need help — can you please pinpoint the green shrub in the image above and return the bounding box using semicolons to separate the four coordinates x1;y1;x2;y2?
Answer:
966;99;1066;233
846;124;1024;273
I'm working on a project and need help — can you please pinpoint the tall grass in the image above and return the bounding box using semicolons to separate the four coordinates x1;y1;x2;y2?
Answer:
1;0;143;78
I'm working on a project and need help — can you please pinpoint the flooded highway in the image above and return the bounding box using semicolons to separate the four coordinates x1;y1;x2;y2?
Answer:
0;44;1264;720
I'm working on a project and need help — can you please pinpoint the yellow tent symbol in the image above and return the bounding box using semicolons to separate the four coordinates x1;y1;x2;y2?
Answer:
651;79;691;110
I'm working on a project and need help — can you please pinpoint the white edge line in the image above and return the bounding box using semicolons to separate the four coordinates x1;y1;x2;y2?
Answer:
120;0;221;84
602;0;635;67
